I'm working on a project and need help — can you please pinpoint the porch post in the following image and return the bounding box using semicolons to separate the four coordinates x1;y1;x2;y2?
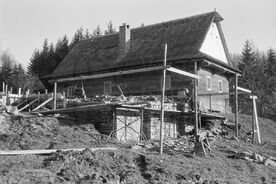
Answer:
234;74;239;137
194;61;198;135
159;44;167;154
53;82;57;110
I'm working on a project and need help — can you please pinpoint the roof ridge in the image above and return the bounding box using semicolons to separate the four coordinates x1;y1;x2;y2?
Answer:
79;32;119;43
78;11;220;43
131;11;218;31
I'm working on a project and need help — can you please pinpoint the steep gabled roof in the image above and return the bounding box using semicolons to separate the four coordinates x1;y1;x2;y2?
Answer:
47;11;228;79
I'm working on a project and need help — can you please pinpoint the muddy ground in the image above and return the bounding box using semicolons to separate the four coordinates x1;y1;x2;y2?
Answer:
0;112;275;184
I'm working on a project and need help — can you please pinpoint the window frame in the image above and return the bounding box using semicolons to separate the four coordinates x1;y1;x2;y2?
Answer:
160;75;171;90
67;86;75;98
104;81;112;94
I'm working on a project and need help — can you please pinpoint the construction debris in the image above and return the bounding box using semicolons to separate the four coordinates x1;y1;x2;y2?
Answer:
228;150;276;167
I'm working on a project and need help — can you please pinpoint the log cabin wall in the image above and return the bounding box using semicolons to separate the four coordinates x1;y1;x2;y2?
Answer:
57;63;231;113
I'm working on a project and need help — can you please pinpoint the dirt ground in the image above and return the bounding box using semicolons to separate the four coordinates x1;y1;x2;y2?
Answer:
0;112;275;184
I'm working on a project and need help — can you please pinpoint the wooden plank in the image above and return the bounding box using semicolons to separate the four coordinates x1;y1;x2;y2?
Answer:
252;95;261;144
32;97;53;112
38;103;113;114
235;74;239;137
237;86;252;93
166;67;200;79
209;95;212;113
55;65;170;83
54;82;57;110
160;44;167;155
194;61;198;136
16;98;28;107
251;85;255;143
18;98;39;112
203;60;242;76
0;147;117;156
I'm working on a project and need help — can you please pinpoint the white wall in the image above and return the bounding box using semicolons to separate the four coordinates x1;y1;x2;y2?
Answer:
200;22;228;64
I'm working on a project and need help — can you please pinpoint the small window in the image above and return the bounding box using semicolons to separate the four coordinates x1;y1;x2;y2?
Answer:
67;86;75;98
218;80;223;93
207;77;212;91
104;81;112;94
161;75;171;90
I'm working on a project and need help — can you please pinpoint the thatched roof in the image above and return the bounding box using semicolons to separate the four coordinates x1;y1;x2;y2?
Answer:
47;11;237;79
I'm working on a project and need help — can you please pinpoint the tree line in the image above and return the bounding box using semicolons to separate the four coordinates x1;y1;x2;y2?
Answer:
0;50;45;94
232;40;276;121
27;21;116;89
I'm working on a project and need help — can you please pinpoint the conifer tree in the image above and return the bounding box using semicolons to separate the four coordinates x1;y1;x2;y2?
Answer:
92;25;102;38
104;21;116;35
70;28;84;49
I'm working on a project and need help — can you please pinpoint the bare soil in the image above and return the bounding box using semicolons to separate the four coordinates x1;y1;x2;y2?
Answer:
0;113;275;184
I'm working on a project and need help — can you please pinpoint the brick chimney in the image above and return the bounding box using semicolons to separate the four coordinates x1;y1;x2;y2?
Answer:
119;23;130;57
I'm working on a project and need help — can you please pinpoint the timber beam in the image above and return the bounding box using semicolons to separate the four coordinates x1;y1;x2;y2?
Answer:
51;65;200;83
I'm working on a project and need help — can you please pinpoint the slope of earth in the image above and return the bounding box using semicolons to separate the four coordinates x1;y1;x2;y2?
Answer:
0;113;275;184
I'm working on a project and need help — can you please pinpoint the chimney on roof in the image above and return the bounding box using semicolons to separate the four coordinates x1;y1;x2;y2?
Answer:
119;23;130;57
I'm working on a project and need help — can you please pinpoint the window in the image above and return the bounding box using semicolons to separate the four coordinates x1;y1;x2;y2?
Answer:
218;80;223;93
67;86;75;98
161;75;171;90
104;81;112;94
207;77;212;91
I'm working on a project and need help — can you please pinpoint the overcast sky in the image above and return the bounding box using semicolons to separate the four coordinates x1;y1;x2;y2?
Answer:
0;0;276;67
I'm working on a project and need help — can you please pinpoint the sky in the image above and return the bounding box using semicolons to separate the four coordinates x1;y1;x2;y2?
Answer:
0;0;276;67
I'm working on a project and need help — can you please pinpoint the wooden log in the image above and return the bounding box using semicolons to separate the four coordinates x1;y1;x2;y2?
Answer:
166;67;200;79
32;97;53;111
54;82;57;110
251;85;255;143
194;61;198;136
209;95;212;113
235;74;239;137
160;44;167;155
237;86;252;94
18;98;39;112
54;65;170;83
252;95;261;144
0;147;118;156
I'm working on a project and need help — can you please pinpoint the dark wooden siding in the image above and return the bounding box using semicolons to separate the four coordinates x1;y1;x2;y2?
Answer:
57;65;231;113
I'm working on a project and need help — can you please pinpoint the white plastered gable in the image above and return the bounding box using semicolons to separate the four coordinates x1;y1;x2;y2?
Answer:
200;22;228;64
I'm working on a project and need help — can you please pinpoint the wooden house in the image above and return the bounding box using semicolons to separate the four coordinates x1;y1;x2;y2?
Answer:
45;12;242;140
47;11;241;113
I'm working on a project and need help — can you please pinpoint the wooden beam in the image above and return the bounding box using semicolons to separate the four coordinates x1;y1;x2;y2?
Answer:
54;65;170;83
160;44;167;155
38;103;113;114
0;147;117;156
198;91;250;96
237;86;252;93
18;98;39;112
166;67;200;79
235;74;239;137
251;95;261;144
32;97;53;112
204;60;242;76
194;61;198;136
53;82;57;110
209;95;212;113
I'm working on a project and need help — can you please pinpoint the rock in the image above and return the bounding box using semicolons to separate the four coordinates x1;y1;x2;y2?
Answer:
131;145;142;150
253;153;265;163
0;115;9;133
264;158;276;167
6;106;19;115
145;144;153;149
230;136;239;141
